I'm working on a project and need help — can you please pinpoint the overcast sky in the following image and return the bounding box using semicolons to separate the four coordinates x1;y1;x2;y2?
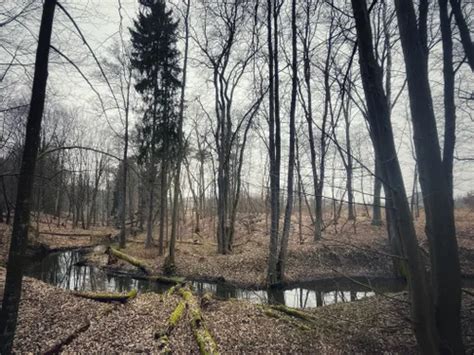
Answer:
1;0;473;201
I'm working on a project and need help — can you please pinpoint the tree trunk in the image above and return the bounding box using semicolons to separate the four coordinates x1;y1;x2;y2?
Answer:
119;71;131;249
351;0;440;352
266;0;281;286
439;0;456;201
276;0;297;283
371;158;383;225
449;0;474;70
168;0;190;271
395;0;464;352
158;161;168;256
0;1;57;352
145;160;156;248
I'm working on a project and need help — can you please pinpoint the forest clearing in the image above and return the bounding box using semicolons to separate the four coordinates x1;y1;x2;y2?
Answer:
1;0;474;353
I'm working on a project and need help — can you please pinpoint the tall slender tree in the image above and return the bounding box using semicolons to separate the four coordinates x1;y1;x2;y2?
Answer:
395;0;464;352
0;1;57;353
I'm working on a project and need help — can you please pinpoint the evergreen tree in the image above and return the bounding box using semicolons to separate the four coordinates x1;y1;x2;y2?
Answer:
130;0;181;250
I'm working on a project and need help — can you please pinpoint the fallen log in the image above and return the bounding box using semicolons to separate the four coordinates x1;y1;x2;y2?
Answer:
108;247;151;274
267;304;316;322
71;289;137;303
179;287;219;355
39;230;111;238
154;298;187;350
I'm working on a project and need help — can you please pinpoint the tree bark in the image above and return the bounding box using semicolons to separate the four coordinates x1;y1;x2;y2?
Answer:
266;0;281;286
0;1;57;352
168;0;190;271
351;0;440;352
449;0;474;71
371;158;382;225
439;0;456;201
395;0;464;352
276;0;297;282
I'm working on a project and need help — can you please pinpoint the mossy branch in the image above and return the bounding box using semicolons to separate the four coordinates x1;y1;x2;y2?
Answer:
108;247;151;274
268;304;317;322
71;289;137;303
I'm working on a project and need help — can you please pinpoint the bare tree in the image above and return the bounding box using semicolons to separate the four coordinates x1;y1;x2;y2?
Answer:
395;0;463;352
0;1;57;352
351;0;439;352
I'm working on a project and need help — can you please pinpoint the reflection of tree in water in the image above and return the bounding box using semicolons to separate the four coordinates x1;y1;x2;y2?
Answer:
25;251;401;308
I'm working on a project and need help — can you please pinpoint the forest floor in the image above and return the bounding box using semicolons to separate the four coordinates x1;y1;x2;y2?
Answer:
2;267;473;353
0;209;473;353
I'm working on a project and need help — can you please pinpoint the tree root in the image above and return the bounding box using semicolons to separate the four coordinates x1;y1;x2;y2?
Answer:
108;247;151;274
71;289;137;303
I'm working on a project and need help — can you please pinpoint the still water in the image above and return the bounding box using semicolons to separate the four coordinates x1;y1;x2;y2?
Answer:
24;249;406;309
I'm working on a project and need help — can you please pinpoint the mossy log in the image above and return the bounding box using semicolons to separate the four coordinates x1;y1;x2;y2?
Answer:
268;304;316;322
108;247;151;274
71;289;137;303
178;288;219;355
155;299;187;341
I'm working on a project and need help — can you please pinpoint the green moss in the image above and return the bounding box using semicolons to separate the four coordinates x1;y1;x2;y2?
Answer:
268;304;314;322
157;334;171;354
109;247;150;273
194;328;219;355
179;288;193;302
169;301;187;326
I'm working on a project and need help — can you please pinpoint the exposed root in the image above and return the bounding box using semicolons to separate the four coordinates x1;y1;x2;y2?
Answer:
71;289;137;303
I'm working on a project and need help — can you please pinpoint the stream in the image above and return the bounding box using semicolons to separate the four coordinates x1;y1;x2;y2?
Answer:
24;249;407;309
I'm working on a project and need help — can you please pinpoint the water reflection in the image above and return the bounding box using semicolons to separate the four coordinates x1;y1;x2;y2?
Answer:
191;281;378;308
24;250;404;309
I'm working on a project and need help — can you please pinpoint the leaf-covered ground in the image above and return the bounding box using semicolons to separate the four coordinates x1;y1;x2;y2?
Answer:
2;268;473;353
